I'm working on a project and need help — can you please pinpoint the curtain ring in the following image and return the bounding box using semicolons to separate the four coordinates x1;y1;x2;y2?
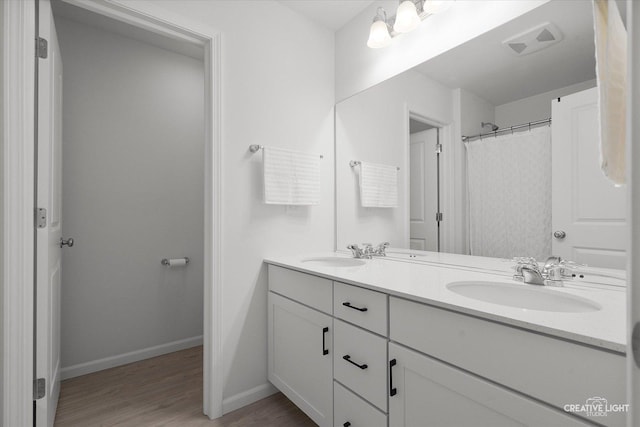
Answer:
511;126;514;134
528;122;531;131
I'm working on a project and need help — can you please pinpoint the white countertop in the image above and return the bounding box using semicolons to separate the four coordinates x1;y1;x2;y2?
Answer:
264;252;627;353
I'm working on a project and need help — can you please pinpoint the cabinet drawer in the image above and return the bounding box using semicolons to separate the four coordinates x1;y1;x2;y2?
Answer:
334;381;386;427
334;282;387;336
334;319;387;411
269;265;332;314
390;297;626;426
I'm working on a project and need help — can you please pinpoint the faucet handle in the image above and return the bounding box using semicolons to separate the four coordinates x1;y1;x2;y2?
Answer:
558;259;587;277
512;257;539;281
560;260;587;269
347;244;363;258
513;257;539;272
513;256;538;265
374;242;390;256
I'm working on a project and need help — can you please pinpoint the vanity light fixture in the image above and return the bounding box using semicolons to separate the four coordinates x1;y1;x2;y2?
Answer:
394;1;421;33
367;7;392;48
368;1;454;48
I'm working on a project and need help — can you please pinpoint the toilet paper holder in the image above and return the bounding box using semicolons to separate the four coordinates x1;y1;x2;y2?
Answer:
161;257;190;266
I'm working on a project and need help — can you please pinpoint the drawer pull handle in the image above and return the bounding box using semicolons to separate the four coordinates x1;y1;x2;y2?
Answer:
389;358;397;396
343;423;351;427
342;302;368;312
343;354;368;370
322;327;329;356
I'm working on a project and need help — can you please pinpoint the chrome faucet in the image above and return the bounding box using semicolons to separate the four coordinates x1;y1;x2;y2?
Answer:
347;242;390;259
513;256;585;286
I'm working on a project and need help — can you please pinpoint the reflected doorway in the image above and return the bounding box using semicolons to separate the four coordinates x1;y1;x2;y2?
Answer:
409;115;441;252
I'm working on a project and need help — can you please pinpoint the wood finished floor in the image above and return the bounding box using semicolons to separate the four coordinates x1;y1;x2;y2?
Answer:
54;346;316;427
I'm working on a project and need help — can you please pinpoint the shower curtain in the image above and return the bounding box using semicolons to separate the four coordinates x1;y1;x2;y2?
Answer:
465;126;552;261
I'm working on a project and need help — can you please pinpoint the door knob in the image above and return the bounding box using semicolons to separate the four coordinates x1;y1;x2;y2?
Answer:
553;231;566;239
60;237;74;248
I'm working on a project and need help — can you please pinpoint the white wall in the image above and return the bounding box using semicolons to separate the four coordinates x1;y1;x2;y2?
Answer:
335;0;550;101
495;79;597;127
57;18;205;372
336;70;452;250
121;0;335;408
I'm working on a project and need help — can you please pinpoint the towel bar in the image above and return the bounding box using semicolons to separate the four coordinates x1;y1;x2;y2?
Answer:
249;144;323;159
161;257;190;266
350;160;400;170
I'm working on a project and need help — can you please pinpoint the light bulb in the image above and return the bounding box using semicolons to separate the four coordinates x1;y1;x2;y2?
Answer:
423;0;451;14
367;17;391;48
393;1;421;33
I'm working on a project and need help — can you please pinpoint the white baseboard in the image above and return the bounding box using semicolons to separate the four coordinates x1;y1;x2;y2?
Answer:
61;335;203;380
222;383;278;414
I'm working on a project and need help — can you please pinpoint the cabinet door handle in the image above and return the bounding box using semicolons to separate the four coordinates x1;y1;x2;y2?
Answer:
322;327;329;355
343;423;351;427
342;302;368;312
389;358;397;396
343;354;368;370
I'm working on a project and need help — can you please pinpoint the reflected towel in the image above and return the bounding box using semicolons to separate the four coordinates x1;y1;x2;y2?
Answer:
359;162;398;208
593;0;626;185
263;146;320;205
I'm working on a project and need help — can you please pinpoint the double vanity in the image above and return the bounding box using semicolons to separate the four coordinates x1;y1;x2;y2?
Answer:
266;253;626;427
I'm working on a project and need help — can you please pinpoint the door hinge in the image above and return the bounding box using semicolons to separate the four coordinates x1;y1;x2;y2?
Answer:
36;208;47;228
33;378;46;400
435;143;442;154
436;212;443;222
36;37;48;59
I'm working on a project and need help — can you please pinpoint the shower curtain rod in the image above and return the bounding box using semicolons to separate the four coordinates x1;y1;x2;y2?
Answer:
462;118;552;142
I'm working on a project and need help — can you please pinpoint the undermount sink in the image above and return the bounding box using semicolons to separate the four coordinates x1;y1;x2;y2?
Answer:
301;257;367;267
446;281;601;313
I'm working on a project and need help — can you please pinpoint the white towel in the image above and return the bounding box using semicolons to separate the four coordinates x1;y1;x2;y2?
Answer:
358;161;398;208
593;0;626;185
263;146;320;205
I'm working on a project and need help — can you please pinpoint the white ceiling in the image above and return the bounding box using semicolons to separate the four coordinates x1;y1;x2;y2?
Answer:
279;0;374;31
414;0;596;106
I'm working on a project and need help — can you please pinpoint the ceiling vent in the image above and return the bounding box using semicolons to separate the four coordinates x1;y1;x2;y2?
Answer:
502;22;563;56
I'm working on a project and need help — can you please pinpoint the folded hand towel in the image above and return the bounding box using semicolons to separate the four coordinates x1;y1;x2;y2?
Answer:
263;147;320;205
359;161;398;208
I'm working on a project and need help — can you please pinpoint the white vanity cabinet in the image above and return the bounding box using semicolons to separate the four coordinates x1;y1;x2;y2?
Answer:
267;263;625;427
268;267;333;427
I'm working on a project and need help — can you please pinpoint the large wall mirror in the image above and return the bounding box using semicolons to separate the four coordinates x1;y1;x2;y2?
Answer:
335;0;627;269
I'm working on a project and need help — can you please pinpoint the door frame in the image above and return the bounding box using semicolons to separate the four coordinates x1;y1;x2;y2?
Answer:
404;107;454;253
629;1;640;423
1;0;224;424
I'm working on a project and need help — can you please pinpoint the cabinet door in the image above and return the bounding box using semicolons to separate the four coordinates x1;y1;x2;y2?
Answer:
388;343;588;427
268;292;333;427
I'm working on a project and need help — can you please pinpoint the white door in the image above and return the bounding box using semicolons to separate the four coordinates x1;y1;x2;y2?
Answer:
409;129;438;251
552;88;627;269
268;292;333;427
35;1;63;425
